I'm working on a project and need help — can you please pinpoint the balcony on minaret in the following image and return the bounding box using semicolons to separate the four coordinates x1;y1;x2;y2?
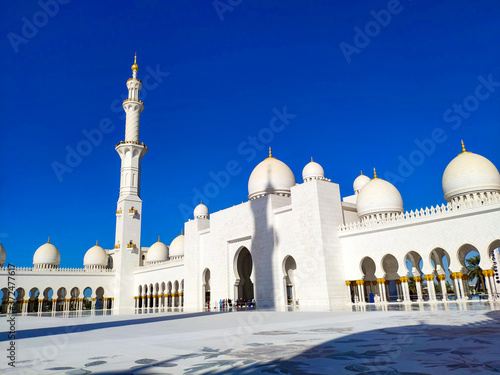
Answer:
123;98;144;105
116;209;122;217
116;140;147;147
129;207;138;217
114;243;121;249
127;241;136;249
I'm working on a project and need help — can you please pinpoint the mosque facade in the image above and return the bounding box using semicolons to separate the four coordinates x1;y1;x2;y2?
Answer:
1;58;500;315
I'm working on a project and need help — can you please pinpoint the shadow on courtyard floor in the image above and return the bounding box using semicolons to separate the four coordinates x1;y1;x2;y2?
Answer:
81;310;500;375
0;311;215;342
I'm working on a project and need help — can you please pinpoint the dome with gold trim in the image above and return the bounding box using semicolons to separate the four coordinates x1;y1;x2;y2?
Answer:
33;239;60;268
194;202;209;219
353;172;371;194
248;148;296;200
147;238;169;264
84;242;108;269
442;141;500;202
302;158;325;182
169;232;185;258
357;169;404;219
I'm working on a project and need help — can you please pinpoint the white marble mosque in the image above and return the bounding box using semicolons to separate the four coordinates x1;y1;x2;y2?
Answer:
1;57;500;315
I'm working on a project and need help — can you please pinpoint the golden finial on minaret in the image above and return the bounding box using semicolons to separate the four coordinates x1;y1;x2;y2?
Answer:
158;236;160;242
373;168;377;179
311;156;313;162
96;240;98;246
48;236;50;244
461;140;466;153
131;52;139;72
268;147;272;158
360;170;363;175
181;228;184;235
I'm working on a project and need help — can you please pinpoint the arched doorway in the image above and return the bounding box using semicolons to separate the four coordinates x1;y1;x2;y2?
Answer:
173;281;179;307
458;244;482;298
430;247;451;300
137;285;143;309
29;288;40;313
70;287;80;311
166;282;172;308
234;247;254;302
360;256;377;302
405;251;424;301
202;269;211;309
283;256;296;306
381;254;400;302
95;287;105;310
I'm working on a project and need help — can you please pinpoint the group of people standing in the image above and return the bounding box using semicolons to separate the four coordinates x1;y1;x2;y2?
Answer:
205;298;257;311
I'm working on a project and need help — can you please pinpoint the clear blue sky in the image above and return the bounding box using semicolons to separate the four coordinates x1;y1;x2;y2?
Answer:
2;0;499;268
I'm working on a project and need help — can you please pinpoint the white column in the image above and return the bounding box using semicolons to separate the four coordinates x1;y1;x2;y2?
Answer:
377;280;386;302
452;274;462;300
415;277;423;302
426;275;437;301
438;275;448;301
346;282;353;303
487;271;497;297
360;281;366;303
483;271;493;300
396;281;402;301
456;273;465;300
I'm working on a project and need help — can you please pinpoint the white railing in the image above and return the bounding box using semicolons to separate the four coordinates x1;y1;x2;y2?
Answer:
135;255;184;272
0;267;115;273
338;191;500;233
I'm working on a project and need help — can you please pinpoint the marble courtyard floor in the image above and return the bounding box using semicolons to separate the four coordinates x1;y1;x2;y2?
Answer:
1;302;500;374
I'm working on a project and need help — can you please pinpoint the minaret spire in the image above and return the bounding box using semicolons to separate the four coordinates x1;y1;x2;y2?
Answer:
113;56;148;313
131;52;139;79
123;53;144;142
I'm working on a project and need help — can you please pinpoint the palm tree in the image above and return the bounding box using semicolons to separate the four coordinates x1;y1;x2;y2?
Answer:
408;277;417;295
466;255;485;292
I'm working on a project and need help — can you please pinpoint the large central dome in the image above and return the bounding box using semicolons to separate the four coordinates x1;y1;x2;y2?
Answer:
248;149;296;200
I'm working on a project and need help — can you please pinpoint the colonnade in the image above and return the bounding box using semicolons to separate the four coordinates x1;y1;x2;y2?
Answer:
135;292;184;313
1;296;113;315
347;268;499;304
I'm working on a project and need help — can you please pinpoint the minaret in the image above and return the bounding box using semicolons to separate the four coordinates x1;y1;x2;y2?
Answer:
113;54;148;313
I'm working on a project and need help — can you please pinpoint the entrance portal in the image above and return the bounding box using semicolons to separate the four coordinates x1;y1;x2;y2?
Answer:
202;268;211;308
235;247;254;301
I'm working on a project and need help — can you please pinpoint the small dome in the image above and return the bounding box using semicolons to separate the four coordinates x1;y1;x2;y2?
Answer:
442;144;500;202
33;240;60;268
248;148;296;200
357;176;404;218
302;158;325;181
353;173;371;194
169;233;185;257
0;243;5;266
147;239;169;263
194;202;209;219
83;243;108;268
